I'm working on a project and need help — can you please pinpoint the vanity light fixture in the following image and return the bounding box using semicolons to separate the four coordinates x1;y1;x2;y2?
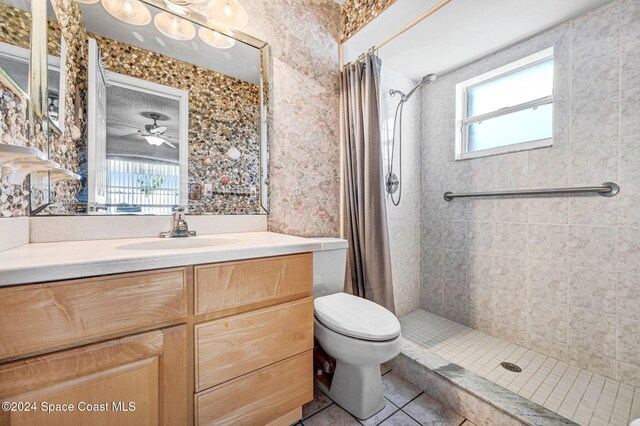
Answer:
198;27;235;49
206;0;248;30
154;11;196;41
101;0;151;26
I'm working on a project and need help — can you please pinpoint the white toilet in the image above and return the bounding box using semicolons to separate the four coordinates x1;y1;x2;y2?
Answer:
312;238;401;420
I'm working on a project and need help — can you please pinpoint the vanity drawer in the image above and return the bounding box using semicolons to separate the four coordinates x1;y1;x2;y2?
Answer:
195;297;314;391
0;268;187;361
194;253;313;317
195;350;313;426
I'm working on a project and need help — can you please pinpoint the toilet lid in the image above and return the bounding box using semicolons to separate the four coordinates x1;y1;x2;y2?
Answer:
314;293;401;341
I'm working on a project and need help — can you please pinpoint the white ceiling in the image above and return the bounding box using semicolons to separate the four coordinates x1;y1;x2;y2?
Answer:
76;2;261;84
106;84;181;163
344;0;613;82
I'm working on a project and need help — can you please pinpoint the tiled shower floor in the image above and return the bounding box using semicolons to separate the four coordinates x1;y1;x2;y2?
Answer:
399;310;640;426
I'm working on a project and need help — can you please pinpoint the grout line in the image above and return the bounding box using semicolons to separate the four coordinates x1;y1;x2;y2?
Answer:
398;392;424;410
366;403;399;426
301;401;335;422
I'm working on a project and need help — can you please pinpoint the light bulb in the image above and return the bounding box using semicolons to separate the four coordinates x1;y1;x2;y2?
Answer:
206;0;248;29
101;0;151;25
198;27;235;49
145;136;165;146
154;11;196;41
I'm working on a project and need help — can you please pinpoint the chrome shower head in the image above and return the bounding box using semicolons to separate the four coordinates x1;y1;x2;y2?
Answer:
390;73;437;103
420;73;437;86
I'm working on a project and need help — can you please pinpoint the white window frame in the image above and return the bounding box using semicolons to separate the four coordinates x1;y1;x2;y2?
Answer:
455;47;554;160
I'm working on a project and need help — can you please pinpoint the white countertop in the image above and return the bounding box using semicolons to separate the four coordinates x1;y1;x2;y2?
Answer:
0;232;327;286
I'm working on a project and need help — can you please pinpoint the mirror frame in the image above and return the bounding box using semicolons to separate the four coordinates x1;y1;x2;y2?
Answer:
29;0;271;215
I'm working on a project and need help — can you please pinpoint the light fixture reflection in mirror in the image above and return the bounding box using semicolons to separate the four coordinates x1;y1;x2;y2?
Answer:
198;27;235;49
206;0;248;30
154;11;196;40
144;135;166;146
161;0;190;16
165;0;206;5
101;0;152;25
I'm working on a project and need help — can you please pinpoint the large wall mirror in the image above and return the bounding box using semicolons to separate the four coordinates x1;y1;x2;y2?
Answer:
3;0;269;215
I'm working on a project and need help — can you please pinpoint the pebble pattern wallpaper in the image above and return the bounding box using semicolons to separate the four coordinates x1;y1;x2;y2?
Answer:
48;0;88;213
0;0;343;236
1;1;262;215
340;0;397;41
91;34;262;214
0;2;60;217
0;80;30;217
0;1;87;215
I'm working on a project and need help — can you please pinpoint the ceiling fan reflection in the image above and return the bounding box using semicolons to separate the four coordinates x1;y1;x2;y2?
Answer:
137;113;176;149
110;113;178;149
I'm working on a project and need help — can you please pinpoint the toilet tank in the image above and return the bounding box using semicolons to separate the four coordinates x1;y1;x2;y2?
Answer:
312;238;348;298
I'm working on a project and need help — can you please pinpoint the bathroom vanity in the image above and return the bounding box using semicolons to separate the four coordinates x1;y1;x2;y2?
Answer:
0;232;320;426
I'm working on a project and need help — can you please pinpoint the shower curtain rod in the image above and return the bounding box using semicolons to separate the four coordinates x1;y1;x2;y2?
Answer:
348;0;452;63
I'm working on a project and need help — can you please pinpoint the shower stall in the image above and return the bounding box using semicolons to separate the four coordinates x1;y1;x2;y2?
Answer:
341;0;639;425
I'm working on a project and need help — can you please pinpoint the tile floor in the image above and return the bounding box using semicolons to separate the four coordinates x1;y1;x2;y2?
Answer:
400;309;640;426
298;367;476;426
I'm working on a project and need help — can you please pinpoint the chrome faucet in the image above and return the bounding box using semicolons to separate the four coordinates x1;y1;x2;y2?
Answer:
160;207;196;238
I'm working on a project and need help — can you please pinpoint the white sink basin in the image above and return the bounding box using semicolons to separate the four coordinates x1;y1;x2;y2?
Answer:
117;237;239;251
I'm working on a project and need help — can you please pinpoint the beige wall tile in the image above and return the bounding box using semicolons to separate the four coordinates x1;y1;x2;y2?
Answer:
528;298;567;344
495;223;528;259
618;273;640;321
528;224;568;264
618;317;640;367
568;267;617;313
528;261;567;304
567;307;616;358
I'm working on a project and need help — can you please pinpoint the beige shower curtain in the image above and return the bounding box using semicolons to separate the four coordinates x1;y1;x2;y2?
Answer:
341;53;395;313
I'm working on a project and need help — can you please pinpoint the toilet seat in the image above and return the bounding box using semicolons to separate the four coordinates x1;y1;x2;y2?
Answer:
314;292;401;341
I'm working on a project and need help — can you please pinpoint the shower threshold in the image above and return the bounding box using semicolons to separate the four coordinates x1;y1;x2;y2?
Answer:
391;309;640;426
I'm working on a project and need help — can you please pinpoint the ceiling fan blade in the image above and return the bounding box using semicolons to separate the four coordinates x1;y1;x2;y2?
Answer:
162;139;177;149
120;131;141;137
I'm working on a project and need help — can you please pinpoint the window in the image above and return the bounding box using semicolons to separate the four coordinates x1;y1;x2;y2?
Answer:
455;47;554;159
106;159;180;215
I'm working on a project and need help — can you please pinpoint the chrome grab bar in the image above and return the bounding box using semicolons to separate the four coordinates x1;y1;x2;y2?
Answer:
444;182;619;201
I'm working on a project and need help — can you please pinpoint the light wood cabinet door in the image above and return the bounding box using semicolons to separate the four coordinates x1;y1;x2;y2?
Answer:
194;253;312;319
195;350;313;426
0;268;187;361
0;325;188;426
196;297;314;391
